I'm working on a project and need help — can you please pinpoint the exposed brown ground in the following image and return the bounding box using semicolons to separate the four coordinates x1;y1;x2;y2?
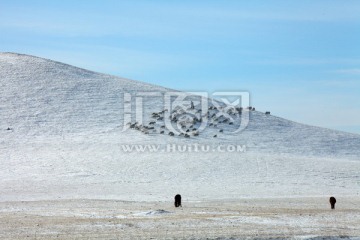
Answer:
0;197;359;239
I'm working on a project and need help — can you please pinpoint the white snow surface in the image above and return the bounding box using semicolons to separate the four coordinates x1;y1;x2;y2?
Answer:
1;52;360;202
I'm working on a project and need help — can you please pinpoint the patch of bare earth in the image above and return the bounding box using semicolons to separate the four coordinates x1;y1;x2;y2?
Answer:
0;197;359;239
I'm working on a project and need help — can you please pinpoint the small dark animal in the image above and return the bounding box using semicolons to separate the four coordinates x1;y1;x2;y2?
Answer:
329;196;336;209
236;107;243;112
213;135;217;138
219;129;223;133
265;111;270;115
174;194;182;207
169;132;175;136
184;134;190;138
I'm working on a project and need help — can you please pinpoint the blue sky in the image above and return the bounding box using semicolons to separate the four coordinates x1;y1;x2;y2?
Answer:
1;0;360;134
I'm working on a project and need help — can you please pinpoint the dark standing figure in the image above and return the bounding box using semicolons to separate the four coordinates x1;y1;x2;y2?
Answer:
190;101;195;109
329;196;336;209
174;194;182;207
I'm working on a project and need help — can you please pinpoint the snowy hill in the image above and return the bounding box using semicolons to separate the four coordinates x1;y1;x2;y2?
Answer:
1;52;359;202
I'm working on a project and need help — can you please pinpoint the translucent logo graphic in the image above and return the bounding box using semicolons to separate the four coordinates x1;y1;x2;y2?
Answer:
164;92;209;135
121;91;250;135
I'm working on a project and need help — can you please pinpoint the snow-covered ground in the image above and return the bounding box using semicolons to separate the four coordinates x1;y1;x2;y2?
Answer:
0;198;359;239
0;52;359;238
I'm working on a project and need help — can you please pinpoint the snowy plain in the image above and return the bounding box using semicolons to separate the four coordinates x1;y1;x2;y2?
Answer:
0;52;359;239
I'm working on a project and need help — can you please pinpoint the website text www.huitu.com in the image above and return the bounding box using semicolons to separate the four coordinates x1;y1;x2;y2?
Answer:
120;144;246;153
